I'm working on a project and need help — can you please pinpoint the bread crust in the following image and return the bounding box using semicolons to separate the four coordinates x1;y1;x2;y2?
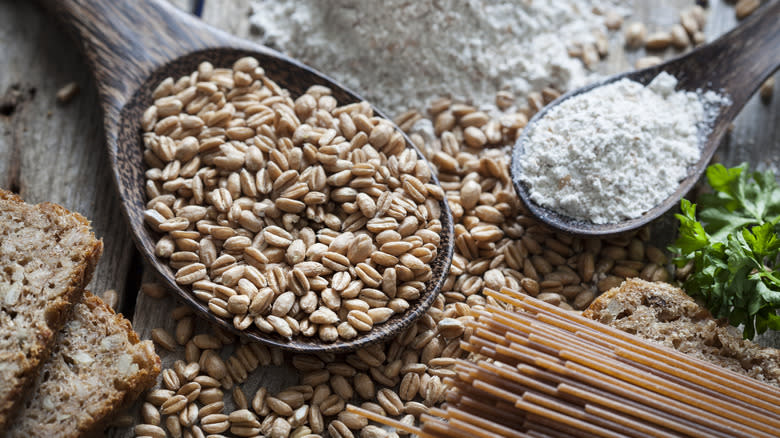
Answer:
584;278;780;386
5;292;160;438
0;189;103;429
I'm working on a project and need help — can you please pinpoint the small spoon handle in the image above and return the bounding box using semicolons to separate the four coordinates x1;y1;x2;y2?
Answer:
37;0;245;132
676;0;780;120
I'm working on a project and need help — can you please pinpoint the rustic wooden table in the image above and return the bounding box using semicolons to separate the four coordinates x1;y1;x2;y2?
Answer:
0;0;777;436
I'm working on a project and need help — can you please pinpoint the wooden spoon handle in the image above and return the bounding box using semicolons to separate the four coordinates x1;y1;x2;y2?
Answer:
688;0;780;118
37;0;244;127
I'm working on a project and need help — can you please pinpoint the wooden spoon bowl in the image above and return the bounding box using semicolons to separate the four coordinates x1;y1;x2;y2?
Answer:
511;0;780;237
43;1;454;353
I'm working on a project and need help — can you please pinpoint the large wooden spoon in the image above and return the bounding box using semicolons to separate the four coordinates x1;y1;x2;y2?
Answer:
511;0;780;237
40;0;454;353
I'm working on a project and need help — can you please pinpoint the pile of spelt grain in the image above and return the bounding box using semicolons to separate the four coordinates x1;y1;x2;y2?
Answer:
142;58;443;343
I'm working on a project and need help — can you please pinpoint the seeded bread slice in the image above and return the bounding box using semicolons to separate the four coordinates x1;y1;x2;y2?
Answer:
583;278;780;386
5;292;160;437
0;190;103;429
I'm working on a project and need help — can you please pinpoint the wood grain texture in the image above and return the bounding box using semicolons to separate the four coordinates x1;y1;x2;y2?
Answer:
1;0;778;436
0;0;135;302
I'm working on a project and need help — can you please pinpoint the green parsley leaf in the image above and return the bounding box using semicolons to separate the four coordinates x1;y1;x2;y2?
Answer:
671;163;780;339
705;163;743;204
671;199;709;255
697;163;780;243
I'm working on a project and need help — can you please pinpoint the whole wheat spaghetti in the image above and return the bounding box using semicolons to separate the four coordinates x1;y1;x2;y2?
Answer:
349;287;780;438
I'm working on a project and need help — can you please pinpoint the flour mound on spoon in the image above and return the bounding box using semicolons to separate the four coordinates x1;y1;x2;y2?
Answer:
248;0;613;115
520;72;729;225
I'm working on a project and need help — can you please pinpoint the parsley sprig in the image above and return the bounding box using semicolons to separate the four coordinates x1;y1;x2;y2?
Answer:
671;163;780;339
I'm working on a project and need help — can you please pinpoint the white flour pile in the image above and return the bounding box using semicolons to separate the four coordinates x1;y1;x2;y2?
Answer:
248;0;616;115
520;72;730;224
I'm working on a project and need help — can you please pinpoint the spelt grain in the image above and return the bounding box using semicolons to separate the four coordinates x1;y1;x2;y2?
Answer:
624;22;647;48
736;0;760;19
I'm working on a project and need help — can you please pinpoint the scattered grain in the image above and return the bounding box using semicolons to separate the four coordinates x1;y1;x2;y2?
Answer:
635;56;663;69
624;22;647;48
56;82;80;104
645;31;672;50
761;77;775;103
735;0;760;19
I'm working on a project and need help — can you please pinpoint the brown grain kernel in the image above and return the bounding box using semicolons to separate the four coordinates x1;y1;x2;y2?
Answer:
645;32;672;50
267;396;294;416
177;381;201;403
605;10;623;30
328;420;353;438
536;292;562;306
761;77;775;103
146;388;174;406
399;372;422;401
651;266;670;282
201;413;230;434
624;22;646;48
56;81;80;104
161;394;188;415
635;56;663;70
347;310;373;332
152;327;176;351
135;424;167;438
573;289;596;310
463;126;487;148
142;282;167;298
174;317;194;345
612;265;639;278
736;0;760;19
142;402;161;426
598;275;624;292
320;394;346;416
162;368;181;391
361;425;389;438
680;10;698;36
199;401;224;418
669;24;689;49
232;386;249;410
338;411;368;430
520;277;540;296
377;388;403;416
277;389;306;408
180;402;199;427
165;414;182;438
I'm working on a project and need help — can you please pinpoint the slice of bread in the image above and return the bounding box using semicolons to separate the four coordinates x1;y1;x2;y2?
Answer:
5;292;161;437
0;190;103;428
583;278;780;386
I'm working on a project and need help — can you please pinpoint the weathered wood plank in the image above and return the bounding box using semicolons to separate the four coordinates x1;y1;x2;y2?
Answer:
3;2;778;437
0;1;136;303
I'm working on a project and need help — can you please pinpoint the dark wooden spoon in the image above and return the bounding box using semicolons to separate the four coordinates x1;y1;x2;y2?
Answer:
511;0;780;237
40;0;454;353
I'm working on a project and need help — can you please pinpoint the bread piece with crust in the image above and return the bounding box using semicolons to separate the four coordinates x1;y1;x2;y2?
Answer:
583;278;780;386
5;292;160;437
0;190;103;428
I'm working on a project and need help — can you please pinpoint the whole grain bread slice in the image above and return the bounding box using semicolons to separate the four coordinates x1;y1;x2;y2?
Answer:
5;292;160;438
583;278;780;386
0;190;103;429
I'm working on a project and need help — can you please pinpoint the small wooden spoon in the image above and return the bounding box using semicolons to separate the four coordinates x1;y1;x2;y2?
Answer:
511;0;780;237
40;0;454;353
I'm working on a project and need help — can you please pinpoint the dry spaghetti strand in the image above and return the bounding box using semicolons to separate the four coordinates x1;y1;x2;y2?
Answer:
353;290;780;438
